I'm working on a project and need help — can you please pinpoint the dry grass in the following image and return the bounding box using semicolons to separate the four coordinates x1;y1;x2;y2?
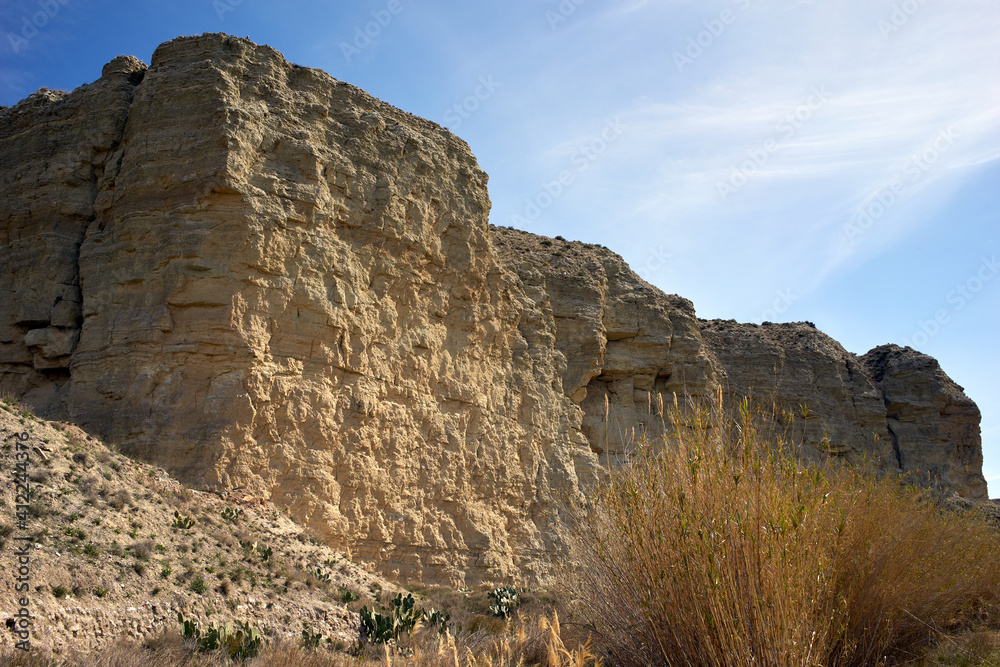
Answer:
562;392;1000;667
0;614;600;667
913;630;1000;666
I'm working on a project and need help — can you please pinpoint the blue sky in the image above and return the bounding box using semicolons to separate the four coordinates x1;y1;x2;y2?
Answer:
2;0;998;497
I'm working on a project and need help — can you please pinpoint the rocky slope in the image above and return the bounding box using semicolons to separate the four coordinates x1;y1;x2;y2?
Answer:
0;397;389;655
0;33;988;586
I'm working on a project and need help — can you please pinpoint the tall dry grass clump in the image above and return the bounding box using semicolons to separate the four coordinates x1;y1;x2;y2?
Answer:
376;612;599;667
564;393;1000;667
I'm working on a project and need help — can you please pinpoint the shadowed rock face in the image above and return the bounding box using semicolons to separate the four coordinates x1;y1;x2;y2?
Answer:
861;345;986;500
700;320;893;465
0;34;987;584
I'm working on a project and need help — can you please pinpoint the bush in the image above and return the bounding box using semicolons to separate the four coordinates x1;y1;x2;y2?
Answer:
178;612;264;662
108;489;132;510
488;585;520;619
360;593;441;645
221;506;242;523
130;539;155;561
337;586;360;603
564;394;1000;667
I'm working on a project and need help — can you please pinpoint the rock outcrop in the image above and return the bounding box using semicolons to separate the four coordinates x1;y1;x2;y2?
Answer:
861;344;985;499
491;229;987;500
0;34;987;586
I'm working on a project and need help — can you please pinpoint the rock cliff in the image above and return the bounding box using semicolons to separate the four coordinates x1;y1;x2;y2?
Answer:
0;34;987;585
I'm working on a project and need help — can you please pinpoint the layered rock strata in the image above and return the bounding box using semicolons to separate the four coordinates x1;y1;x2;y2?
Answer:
0;34;987;585
492;229;986;501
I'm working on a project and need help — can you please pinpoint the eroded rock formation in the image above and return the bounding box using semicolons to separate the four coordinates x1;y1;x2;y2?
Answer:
0;34;987;585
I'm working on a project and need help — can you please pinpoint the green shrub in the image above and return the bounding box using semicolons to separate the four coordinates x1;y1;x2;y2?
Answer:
359;606;398;645
63;526;86;541
360;593;434;645
240;540;273;562
488;585;520;619
337;586;360;603
178;612;264;662
221;506;242;523
300;623;330;651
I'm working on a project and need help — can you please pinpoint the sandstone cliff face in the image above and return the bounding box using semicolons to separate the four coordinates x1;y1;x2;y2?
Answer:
2;35;601;586
0;56;145;409
0;34;987;586
489;230;986;501
491;228;723;465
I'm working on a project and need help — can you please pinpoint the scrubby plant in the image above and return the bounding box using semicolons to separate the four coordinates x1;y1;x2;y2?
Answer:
300;622;331;650
130;539;155;561
178;612;264;662
487;585;521;619
63;526;86;541
360;592;436;646
424;607;451;634
172;511;196;529
190;575;207;594
221;506;242;523
565;392;1000;667
108;488;132;509
239;539;272;563
337;585;360;603
359;606;400;645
